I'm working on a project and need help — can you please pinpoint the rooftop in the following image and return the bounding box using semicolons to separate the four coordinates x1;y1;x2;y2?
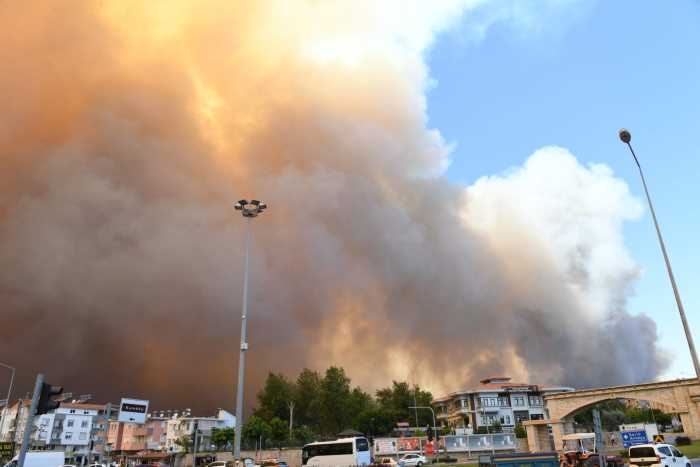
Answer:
433;376;575;402
59;402;106;411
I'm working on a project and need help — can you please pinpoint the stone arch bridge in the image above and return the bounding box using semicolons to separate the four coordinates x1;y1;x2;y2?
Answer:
537;378;700;449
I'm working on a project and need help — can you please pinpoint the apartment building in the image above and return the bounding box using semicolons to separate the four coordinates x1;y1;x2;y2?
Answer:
0;400;33;443
162;409;235;453
433;377;574;431
34;403;108;463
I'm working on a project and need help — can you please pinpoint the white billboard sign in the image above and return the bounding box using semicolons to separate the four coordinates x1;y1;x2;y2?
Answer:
374;438;398;455
118;398;149;424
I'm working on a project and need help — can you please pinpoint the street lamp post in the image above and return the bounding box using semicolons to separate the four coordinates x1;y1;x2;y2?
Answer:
232;199;267;461
619;129;700;379
0;362;16;441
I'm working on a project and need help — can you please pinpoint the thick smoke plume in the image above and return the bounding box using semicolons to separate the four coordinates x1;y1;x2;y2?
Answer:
0;1;666;411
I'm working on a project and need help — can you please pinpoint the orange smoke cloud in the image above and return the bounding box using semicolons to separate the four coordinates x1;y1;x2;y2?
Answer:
0;0;665;410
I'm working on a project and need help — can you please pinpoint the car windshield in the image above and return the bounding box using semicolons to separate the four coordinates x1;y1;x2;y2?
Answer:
630;447;657;458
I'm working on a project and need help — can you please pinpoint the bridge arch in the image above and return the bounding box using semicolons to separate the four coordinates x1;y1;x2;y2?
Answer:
554;395;681;420
544;378;700;444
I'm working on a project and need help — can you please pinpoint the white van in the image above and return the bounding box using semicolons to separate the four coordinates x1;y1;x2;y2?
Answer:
3;451;65;467
629;444;690;467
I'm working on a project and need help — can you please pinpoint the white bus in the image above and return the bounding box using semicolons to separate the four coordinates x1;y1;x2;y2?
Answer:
302;437;371;466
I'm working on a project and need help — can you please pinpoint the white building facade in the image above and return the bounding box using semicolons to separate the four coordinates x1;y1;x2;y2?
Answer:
161;409;235;453
33;403;107;464
434;377;574;432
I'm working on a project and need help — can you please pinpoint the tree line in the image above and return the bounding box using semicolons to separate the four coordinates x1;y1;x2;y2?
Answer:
239;366;434;447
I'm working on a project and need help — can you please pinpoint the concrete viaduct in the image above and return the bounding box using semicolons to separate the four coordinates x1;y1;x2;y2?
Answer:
525;378;700;451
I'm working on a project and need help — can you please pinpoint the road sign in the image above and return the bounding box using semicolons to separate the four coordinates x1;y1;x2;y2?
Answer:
0;442;14;459
654;434;665;443
118;398;149;424
621;430;648;448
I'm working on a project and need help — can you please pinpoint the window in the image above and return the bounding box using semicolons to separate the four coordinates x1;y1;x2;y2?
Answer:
658;447;672;457
65;432;73;440
83;411;89;415
513;397;525;406
481;397;498;407
67;420;74;427
356;438;369;452
671;447;683;458
79;433;88;441
528;396;542;406
629;447;656;458
70;410;76;414
81;420;89;428
498;397;510;407
302;442;353;463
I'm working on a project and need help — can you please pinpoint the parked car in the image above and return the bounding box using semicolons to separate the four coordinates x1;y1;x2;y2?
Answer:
398;453;426;467
629;443;690;467
259;459;287;467
377;458;400;465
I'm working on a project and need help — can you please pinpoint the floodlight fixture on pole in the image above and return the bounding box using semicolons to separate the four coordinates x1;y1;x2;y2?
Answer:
618;129;700;379
232;199;267;461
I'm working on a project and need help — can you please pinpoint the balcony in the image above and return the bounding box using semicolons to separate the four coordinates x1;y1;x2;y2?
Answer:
121;440;147;451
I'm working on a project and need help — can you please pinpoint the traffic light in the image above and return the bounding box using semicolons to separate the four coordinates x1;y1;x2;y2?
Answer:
427;426;434;442
37;383;63;415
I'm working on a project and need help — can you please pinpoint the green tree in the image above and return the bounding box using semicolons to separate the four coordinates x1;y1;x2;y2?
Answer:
348;387;373;429
376;381;433;427
243;415;271;446
355;406;397;437
294;369;322;429
293;426;316;444
269;417;288;444
255;373;295;421
175;435;193;453
211;427;235;450
514;424;527;439
319;366;352;435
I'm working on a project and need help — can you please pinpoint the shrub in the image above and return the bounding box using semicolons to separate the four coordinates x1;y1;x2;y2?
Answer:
514;424;527;439
675;436;691;446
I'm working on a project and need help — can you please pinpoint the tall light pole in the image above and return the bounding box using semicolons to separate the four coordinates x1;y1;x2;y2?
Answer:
0;362;16;442
232;199;267;461
619;129;700;379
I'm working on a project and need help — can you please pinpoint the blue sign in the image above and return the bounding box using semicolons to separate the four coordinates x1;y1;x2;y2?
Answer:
621;430;648;448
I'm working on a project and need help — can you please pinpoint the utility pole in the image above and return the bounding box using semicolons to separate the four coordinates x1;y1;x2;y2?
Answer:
232;199;267;461
619;129;700;379
17;374;43;467
101;403;112;465
191;420;199;467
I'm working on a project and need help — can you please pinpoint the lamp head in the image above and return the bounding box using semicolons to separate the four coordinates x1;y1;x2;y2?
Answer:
619;128;631;144
234;199;267;217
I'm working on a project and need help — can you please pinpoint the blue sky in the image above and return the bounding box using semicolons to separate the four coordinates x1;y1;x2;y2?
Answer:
427;0;700;380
